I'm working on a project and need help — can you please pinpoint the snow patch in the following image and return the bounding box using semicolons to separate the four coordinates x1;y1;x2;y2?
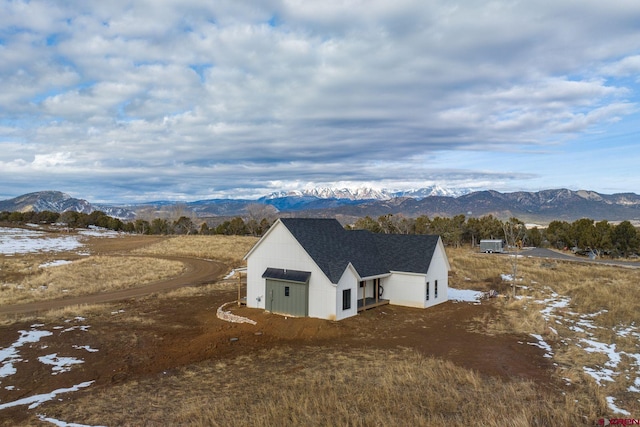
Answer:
448;288;483;303
78;226;121;238
72;345;99;353
606;396;631;415
528;334;553;358
39;260;73;268
580;339;621;368
38;354;84;375
0;227;84;255
0;329;53;378
38;414;107;427
583;366;615;385
0;381;94;410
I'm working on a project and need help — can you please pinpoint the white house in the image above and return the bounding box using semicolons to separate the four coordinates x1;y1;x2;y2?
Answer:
244;218;450;321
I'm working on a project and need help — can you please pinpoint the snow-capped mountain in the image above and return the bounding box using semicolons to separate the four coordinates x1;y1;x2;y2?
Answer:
392;185;470;199
263;185;469;201
263;187;391;200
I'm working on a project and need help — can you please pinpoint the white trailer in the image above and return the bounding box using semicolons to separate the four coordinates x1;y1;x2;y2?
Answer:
480;239;504;253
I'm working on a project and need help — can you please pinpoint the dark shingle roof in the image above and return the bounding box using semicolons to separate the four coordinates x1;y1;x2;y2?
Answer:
280;218;441;283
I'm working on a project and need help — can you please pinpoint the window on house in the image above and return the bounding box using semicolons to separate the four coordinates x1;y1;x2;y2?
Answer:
343;289;351;310
359;281;365;288
285;286;290;297
435;280;438;299
426;281;430;300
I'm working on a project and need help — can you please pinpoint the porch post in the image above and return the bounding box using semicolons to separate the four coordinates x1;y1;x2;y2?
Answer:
363;280;366;308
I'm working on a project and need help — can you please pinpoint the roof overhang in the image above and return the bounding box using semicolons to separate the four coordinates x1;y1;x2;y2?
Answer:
388;270;426;277
358;272;391;281
262;267;311;284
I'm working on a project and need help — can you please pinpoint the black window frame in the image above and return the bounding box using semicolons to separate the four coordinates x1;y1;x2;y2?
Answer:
342;288;351;310
284;286;290;297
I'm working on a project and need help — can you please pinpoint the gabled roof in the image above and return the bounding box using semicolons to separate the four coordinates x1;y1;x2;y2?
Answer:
279;218;442;283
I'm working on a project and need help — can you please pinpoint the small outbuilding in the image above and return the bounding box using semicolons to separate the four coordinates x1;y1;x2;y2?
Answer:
244;218;450;321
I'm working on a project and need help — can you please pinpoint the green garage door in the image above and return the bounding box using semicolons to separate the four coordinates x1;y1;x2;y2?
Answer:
263;268;311;317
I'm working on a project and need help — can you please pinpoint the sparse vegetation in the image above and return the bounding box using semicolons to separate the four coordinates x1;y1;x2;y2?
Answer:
448;246;640;416
39;347;604;426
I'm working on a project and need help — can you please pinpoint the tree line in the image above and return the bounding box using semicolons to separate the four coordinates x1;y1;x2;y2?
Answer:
350;214;639;258
0;210;272;236
2;210;638;258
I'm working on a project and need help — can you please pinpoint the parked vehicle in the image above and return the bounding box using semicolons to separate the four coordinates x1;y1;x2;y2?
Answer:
480;239;504;253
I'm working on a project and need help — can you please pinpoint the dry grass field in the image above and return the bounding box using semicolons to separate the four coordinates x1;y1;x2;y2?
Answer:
40;346;604;427
448;247;640;418
0;256;185;306
132;235;258;263
1;232;638;425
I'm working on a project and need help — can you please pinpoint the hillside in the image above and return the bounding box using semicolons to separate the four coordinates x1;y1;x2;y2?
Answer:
312;189;640;223
0;191;136;220
3;188;640;223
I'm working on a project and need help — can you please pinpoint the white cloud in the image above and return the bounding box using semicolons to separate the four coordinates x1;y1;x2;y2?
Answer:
0;1;639;201
601;55;640;78
31;152;75;168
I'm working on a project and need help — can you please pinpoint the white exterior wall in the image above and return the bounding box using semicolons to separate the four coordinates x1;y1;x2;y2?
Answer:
383;272;426;308
245;221;338;320
380;237;450;309
335;265;358;321
424;239;449;307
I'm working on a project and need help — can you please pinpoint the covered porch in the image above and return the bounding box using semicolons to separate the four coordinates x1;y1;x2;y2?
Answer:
357;297;389;312
357;277;389;312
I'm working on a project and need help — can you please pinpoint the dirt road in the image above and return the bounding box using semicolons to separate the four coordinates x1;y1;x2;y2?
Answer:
0;255;227;316
523;247;640;268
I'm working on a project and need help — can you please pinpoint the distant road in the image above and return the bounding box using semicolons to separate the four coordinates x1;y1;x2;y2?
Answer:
518;247;640;268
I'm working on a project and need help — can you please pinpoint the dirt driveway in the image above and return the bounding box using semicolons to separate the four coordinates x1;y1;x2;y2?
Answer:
0;255;226;316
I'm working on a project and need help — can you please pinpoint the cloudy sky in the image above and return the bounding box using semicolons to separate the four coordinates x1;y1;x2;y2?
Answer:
1;0;640;203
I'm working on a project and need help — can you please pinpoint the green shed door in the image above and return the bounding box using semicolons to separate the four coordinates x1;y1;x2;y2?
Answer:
265;279;309;317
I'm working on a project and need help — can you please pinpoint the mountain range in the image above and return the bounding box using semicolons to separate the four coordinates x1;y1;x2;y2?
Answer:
0;191;137;221
262;185;467;200
2;187;640;224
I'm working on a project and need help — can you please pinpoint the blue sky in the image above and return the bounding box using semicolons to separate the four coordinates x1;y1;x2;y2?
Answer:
1;0;640;203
